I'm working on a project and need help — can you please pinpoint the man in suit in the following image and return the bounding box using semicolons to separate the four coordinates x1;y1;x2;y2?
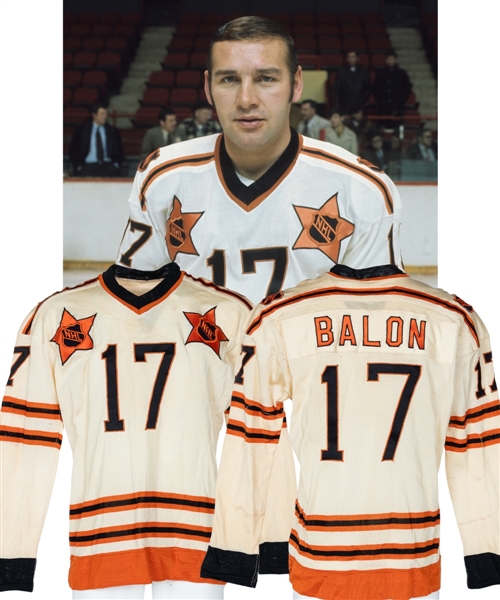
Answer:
405;127;437;161
296;99;330;139
334;50;371;116
69;102;124;177
140;107;178;160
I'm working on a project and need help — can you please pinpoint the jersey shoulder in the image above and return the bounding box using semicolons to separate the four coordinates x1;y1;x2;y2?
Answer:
182;273;253;312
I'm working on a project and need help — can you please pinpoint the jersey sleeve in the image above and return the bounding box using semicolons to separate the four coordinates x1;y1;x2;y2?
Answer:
0;309;64;592
445;312;500;589
116;162;172;270
342;168;403;271
201;318;294;587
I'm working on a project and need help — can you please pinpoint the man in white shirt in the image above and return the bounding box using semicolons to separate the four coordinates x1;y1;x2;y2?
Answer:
295;99;330;139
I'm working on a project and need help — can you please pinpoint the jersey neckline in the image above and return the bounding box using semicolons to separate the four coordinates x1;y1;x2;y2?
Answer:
99;263;183;314
330;264;407;280
215;129;302;212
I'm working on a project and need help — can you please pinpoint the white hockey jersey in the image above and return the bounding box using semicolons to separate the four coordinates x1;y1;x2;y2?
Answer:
0;263;251;592
117;130;403;305
201;264;500;599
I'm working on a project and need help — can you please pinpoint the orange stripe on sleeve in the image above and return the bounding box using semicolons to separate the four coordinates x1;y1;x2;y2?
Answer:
448;400;500;428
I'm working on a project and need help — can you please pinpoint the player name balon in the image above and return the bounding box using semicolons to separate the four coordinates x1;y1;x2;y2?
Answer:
314;314;426;349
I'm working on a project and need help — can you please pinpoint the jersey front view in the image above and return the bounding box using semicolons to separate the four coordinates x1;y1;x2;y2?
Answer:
202;264;500;599
0;263;251;592
117;130;403;305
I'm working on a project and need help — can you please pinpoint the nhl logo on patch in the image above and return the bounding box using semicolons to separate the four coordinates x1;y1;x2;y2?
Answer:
51;308;96;365
184;307;228;357
309;213;338;244
61;323;86;347
197;317;217;342
168;218;186;248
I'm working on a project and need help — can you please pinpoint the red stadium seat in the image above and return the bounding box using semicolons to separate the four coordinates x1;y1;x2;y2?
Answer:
297;54;320;70
168;36;193;53
63;87;72;107
63;70;83;89
174;107;193;122
294;36;317;54
292;24;316;36
317;23;340;36
100;13;121;25
189;52;208;70
64;106;91;126
105;37;130;55
176;70;202;88
170;88;198;107
114;24;136;38
72;87;99;108
364;24;388;36
342;37;367;53
294;13;315;25
63;13;78;26
73;51;97;70
338;13;361;24
79;13;100;25
147;70;176;88
319;54;343;70
193;36;212;52
92;24;114;37
370;53;387;69
140;88;170;107
82;70;108;94
96;52;123;88
340;24;363;36
82;37;106;53
64;52;73;70
133;107;162;127
368;38;392;53
175;23;198;36
162;53;189;69
318;37;342;54
199;23;218;35
121;13;142;25
64;37;82;53
70;24;92;37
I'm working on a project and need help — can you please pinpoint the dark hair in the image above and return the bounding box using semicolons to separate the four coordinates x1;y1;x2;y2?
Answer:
301;99;317;110
192;100;213;112
329;106;343;118
385;49;397;58
91;101;108;114
345;49;359;57
158;107;176;121
207;16;298;89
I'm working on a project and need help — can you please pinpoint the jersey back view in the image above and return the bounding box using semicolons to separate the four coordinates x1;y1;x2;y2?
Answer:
202;264;500;599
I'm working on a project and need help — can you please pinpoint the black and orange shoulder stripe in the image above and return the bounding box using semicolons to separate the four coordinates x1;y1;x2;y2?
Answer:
301;145;394;215
139;151;215;211
22;278;99;335
184;273;253;310
230;391;284;421
247;285;480;346
449;400;500;429
226;418;281;443
445;428;500;452
0;425;62;449
1;397;62;420
70;491;215;520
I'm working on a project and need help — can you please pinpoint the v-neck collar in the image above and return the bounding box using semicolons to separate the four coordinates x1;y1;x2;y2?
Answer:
215;128;302;212
330;264;407;280
99;263;183;314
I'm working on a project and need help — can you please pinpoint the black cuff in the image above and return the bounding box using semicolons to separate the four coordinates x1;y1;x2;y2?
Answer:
0;558;36;592
200;545;259;587
259;541;289;574
465;552;500;588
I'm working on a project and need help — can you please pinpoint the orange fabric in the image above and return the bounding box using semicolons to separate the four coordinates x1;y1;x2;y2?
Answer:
289;554;440;600
69;546;224;590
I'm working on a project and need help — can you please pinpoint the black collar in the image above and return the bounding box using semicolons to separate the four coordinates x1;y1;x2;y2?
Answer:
101;263;181;310
331;264;405;280
219;128;300;207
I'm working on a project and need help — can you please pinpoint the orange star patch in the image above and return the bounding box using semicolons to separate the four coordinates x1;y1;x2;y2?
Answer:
166;196;203;261
51;309;96;365
184;307;228;357
293;194;354;263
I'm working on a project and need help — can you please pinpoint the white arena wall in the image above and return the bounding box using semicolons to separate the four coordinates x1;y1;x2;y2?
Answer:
63;180;437;269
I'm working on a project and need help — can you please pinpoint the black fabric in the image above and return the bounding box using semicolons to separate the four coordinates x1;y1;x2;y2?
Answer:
219;128;299;206
200;545;259;587
331;263;405;280
96;127;104;163
101;263;181;310
69;118;124;173
0;558;36;592
465;552;500;589
258;541;289;574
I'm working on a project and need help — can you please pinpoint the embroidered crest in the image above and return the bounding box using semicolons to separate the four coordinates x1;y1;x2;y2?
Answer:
51;309;96;365
184;307;228;357
293;194;354;262
166;196;203;261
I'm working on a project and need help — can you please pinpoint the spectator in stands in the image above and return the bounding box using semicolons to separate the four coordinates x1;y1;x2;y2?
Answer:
296;99;330;139
69;102;123;177
324;107;359;155
174;101;222;141
140;107;178;159
344;107;372;147
361;130;397;171
373;50;412;121
334;50;371;115
405;127;437;160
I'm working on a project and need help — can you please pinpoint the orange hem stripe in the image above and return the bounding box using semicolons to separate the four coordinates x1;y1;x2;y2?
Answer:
449;400;500;428
69;546;223;590
289;554;440;600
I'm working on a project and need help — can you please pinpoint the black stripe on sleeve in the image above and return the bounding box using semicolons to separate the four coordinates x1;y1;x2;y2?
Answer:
200;545;259;587
465;552;500;589
0;558;36;593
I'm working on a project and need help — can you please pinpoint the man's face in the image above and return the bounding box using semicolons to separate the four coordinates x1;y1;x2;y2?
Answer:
351;109;363;121
346;52;358;67
300;102;315;122
160;114;177;133
205;39;302;153
194;108;213;125
330;113;342;128
371;135;383;150
93;108;108;126
386;55;397;68
420;131;433;147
